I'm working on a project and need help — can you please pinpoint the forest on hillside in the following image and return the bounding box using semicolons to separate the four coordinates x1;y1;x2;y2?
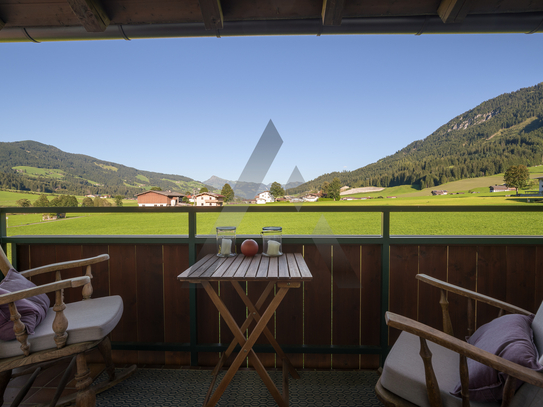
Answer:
0;141;207;197
288;83;543;194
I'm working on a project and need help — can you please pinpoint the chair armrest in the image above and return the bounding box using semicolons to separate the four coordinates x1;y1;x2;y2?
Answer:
386;311;543;388
416;274;531;316
0;276;90;305
20;255;109;278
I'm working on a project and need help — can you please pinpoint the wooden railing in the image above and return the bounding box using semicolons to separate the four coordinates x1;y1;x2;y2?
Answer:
1;206;543;369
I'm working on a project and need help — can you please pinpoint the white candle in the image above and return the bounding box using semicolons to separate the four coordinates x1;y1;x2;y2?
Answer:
267;240;281;256
221;239;232;256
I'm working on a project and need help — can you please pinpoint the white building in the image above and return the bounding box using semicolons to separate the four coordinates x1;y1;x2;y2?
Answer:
255;191;274;204
194;192;224;207
302;193;319;202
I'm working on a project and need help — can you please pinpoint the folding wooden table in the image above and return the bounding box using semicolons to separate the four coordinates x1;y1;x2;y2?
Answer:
177;252;313;407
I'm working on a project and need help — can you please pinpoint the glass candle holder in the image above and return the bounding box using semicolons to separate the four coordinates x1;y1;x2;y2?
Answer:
261;226;282;257
216;226;236;257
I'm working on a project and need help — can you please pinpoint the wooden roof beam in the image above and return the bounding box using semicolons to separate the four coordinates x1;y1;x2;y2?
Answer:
0;19;4;31
66;0;110;32
438;0;471;23
322;0;345;26
199;0;223;30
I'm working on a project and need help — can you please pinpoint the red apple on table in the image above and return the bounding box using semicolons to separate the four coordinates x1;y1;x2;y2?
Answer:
241;239;259;256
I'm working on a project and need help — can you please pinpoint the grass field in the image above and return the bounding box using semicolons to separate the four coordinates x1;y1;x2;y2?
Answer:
2;171;543;237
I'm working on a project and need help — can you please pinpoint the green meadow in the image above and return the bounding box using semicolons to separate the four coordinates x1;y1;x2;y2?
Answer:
1;171;543;237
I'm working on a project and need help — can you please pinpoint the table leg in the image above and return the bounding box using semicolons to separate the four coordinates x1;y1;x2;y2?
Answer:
231;281;300;380
201;282;290;407
211;281;275;376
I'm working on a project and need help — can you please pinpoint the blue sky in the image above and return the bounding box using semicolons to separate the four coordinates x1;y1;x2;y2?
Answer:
1;33;542;185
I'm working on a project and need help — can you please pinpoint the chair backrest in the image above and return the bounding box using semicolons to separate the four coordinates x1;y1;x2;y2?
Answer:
0;246;13;277
532;301;543;363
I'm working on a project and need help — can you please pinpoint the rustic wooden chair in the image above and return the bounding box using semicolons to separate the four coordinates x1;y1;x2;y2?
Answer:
376;274;543;407
0;246;136;407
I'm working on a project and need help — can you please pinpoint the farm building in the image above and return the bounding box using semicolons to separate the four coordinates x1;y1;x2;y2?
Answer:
489;185;516;192
431;190;447;195
136;190;185;207
195;192;224;207
302;194;320;202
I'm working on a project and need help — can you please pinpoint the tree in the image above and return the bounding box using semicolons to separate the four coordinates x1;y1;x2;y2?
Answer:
328;177;341;201
81;197;94;207
321;181;330;197
150;186;162;191
16;198;32;207
114;195;124;207
33;194;50;207
269;182;285;199
221;183;235;202
504;165;530;194
200;187;209;193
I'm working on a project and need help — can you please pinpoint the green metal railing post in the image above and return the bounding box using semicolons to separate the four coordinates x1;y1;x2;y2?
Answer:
380;210;391;366
188;209;199;366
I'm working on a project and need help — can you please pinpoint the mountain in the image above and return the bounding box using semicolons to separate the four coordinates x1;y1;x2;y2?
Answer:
288;82;543;194
0;141;211;197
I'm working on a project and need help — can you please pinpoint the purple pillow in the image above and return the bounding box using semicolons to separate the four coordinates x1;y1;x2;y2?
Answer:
0;269;50;341
451;313;543;402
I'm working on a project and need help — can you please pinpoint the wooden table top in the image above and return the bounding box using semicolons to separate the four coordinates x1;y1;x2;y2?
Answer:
177;253;313;283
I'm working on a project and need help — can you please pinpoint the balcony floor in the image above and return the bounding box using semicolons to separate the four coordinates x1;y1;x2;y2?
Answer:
2;359;382;406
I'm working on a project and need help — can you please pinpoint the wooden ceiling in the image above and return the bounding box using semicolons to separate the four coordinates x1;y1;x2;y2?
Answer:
0;0;542;42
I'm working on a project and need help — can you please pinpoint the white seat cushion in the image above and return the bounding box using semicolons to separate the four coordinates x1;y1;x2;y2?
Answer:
0;295;123;359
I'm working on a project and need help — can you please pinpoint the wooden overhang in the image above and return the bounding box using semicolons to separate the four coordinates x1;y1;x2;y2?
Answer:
0;0;542;42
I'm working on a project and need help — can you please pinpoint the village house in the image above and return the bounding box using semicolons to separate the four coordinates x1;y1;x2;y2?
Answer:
431;190;448;196
302;193;319;202
255;191;274;204
136;190;185;207
489;185;516;193
195;192;224;207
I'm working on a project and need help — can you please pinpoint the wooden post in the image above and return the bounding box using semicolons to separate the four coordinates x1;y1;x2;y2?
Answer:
439;289;454;336
82;265;93;300
75;353;96;407
419;337;442;407
9;303;30;356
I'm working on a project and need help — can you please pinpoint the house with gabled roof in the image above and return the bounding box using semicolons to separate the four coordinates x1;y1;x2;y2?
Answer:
136;190;185;207
195;192;224;207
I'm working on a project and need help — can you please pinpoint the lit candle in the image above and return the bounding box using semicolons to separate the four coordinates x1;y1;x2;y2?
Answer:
267;240;281;256
221;239;232;256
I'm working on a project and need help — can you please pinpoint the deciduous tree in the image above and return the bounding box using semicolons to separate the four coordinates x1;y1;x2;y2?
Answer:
16;199;32;207
114;195;124;207
269;182;285;199
504;165;530;194
33;194;50;207
221;183;234;202
328;178;341;201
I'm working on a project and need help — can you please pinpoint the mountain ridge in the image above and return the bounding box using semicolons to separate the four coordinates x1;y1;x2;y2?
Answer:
288;82;543;194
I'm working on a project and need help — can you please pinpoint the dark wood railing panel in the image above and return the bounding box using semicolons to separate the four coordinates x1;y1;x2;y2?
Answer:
418;245;447;331
163;244;191;366
332;244;361;369
477;245;508;328
108;245;139;365
13;240;543;369
389;245;419;344
506;246;537;312
447;246;477;339
303;244;332;369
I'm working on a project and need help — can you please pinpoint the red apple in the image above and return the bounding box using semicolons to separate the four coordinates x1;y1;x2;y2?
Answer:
241;239;259;257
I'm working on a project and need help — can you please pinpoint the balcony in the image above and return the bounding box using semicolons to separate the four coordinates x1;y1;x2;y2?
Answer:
0;205;542;406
